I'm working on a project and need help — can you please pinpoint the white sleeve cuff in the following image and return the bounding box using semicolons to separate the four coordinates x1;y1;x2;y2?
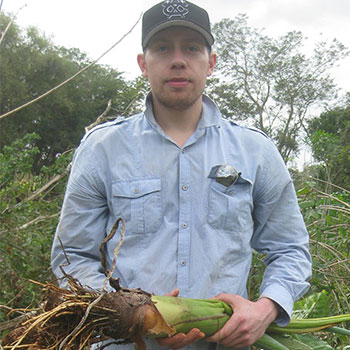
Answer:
260;283;294;326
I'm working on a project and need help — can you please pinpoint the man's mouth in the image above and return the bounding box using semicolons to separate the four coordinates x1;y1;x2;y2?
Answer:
166;78;190;88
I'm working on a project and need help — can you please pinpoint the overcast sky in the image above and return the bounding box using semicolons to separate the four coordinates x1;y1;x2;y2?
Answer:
2;0;350;92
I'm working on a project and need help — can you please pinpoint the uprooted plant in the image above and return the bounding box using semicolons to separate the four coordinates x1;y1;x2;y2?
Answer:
1;218;176;350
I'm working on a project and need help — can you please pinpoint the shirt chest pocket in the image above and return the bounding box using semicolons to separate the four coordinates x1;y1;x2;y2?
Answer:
112;178;162;234
208;176;253;232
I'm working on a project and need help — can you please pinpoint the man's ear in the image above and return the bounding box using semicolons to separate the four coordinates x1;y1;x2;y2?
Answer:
207;52;217;76
137;54;148;77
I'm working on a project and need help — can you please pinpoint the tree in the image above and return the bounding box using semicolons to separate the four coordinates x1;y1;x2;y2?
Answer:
307;104;350;189
209;15;349;162
0;13;147;169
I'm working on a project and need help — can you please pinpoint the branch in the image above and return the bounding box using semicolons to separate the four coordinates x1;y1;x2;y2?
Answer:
319;258;350;272
315;189;350;209
0;5;27;46
1;161;71;216
119;91;147;117
15;212;60;231
0;310;37;332
319;205;350;215
99;218;126;292
85;84;147;133
0;13;142;121
308;176;350;195
85;99;112;133
310;239;350;274
14;162;72;207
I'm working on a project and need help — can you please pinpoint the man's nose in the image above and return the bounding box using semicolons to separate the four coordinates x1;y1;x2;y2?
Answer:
170;48;186;68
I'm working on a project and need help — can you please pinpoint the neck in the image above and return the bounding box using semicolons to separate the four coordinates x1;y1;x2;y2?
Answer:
152;96;203;148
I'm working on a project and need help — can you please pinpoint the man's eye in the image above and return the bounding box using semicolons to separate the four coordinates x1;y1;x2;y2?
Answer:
159;46;168;52
188;46;199;52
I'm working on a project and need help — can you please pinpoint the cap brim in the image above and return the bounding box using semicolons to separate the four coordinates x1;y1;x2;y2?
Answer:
143;20;214;48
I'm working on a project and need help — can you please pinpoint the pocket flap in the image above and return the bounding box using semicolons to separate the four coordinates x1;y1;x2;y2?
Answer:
112;178;161;198
235;175;252;186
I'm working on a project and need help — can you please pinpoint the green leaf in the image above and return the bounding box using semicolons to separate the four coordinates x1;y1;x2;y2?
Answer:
325;326;350;336
299;200;315;209
254;333;290;350
297;188;312;196
292;291;330;319
297;334;333;350
270;334;333;350
270;334;313;349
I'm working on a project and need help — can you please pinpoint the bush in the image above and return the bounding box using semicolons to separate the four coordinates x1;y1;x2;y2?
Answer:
0;134;73;323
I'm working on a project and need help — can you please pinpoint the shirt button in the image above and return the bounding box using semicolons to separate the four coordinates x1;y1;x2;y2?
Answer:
180;261;186;266
182;223;188;229
182;184;188;191
133;189;139;194
228;191;233;196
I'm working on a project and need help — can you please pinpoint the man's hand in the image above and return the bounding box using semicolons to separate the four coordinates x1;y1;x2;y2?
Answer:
156;288;205;349
206;294;279;348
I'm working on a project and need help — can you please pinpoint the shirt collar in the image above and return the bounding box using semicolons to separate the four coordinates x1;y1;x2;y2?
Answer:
144;93;222;129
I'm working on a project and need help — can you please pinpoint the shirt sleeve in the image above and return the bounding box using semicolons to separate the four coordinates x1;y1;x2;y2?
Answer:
251;140;312;326
51;142;111;291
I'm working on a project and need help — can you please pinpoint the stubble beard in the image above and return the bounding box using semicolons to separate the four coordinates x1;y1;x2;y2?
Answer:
154;85;204;112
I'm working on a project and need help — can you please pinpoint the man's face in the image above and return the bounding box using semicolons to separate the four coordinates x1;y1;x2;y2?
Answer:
137;26;216;111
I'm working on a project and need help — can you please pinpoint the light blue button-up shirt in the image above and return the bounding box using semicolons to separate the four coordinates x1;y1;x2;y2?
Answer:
51;95;311;350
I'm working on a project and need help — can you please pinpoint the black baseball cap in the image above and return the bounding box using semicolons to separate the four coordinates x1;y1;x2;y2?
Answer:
142;0;214;49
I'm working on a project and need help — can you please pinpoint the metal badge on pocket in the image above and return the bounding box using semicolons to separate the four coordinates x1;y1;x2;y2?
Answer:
208;164;241;187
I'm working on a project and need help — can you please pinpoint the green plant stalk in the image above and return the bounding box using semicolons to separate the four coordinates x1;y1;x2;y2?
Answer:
151;295;232;336
324;326;350;336
268;314;350;334
153;296;350;336
151;296;287;349
150;296;350;350
254;334;290;350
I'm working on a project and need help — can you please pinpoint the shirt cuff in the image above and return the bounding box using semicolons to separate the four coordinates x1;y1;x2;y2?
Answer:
259;284;294;326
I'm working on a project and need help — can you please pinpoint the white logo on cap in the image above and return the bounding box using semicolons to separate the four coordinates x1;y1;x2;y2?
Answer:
162;0;189;19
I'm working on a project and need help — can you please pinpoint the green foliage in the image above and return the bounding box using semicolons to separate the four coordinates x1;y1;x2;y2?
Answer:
293;291;331;319
297;183;350;348
253;290;350;349
290;291;350;349
250;181;350;349
270;334;333;350
0;133;40;189
0;12;147;170
298;185;350;312
247;249;265;300
307;106;350;189
0;135;73;323
210;14;349;162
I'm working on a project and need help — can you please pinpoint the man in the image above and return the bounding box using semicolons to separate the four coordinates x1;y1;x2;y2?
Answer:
51;1;312;349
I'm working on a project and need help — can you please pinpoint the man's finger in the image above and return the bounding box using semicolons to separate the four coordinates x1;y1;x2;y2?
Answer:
157;328;205;349
206;315;239;344
157;333;186;348
165;288;180;297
